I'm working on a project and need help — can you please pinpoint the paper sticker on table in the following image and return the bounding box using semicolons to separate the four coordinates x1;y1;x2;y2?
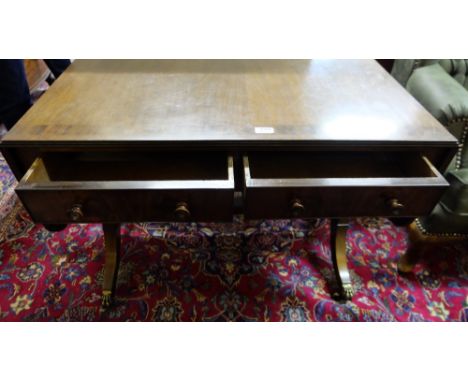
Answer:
254;127;275;134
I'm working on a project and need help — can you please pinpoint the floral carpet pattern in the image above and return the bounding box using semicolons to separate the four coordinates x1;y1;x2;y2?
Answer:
0;154;467;321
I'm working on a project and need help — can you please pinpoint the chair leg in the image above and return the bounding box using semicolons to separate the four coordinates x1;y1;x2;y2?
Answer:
398;219;467;273
398;242;423;273
398;220;428;273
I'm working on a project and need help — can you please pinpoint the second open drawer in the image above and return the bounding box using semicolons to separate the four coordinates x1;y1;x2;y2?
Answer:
243;151;449;219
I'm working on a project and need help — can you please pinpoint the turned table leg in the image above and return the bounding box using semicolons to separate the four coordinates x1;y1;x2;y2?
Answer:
101;224;121;309
330;218;354;301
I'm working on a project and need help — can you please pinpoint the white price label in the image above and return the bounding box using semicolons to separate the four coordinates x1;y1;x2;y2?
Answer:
254;126;275;134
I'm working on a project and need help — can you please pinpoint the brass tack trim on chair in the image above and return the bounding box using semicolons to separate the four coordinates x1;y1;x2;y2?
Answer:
414;119;468;239
456;125;468;170
447;118;468;170
414;218;468;238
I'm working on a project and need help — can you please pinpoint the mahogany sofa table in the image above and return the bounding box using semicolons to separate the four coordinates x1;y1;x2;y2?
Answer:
0;60;457;307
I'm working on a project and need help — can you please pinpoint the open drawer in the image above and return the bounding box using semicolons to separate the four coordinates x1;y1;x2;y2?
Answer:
243;151;449;219
16;152;234;224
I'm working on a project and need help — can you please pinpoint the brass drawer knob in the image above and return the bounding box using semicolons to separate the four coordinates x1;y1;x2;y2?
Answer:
388;198;405;216
174;202;191;221
290;199;305;217
68;204;84;221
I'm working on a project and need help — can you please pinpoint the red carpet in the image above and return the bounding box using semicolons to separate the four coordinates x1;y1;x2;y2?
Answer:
0;154;467;321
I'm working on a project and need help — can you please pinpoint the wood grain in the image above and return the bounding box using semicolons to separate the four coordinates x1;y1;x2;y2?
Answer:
16;156;235;223
2;60;457;148
243;154;448;219
1;60;458;224
24;59;50;92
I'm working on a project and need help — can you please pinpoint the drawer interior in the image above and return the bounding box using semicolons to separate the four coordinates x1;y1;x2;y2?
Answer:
31;151;230;182
246;151;439;179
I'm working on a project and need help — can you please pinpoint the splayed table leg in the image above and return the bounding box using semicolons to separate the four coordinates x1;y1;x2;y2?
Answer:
330;219;353;301
101;224;121;309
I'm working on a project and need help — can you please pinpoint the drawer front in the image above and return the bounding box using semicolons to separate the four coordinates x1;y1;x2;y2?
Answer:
16;155;234;224
243;154;449;219
245;185;446;219
17;188;234;223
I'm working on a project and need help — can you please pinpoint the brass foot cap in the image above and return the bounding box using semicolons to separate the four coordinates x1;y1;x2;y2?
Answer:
342;284;354;300
101;291;112;309
332;284;354;302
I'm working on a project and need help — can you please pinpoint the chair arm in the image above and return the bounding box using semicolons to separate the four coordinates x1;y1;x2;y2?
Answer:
406;64;468;129
439;168;468;216
420;167;468;234
391;59;419;86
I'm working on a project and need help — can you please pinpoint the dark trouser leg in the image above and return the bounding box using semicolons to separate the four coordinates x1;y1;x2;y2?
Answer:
0;59;32;129
43;59;71;79
330;218;354;300
101;224;121;308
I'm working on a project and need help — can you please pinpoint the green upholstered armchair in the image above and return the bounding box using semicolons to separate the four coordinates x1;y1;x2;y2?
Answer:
392;60;468;270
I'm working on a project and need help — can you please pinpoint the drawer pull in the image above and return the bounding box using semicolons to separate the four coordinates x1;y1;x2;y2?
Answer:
290;199;305;217
68;204;84;221
174;202;191;221
388;198;405;215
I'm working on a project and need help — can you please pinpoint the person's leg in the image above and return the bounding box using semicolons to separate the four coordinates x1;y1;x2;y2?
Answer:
43;59;71;78
0;59;32;130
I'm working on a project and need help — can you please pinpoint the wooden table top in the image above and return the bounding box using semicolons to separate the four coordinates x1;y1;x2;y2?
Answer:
2;59;457;149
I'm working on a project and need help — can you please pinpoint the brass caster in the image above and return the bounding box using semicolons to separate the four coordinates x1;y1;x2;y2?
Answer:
332;284;354;302
101;291;113;309
342;284;354;300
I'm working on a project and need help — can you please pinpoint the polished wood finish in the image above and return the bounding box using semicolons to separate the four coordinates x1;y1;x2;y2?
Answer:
3;60;456;148
24;59;50;92
1;60;457;185
243;153;448;219
0;60;459;304
16;155;234;224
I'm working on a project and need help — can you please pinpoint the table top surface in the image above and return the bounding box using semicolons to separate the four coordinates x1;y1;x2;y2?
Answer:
2;59;457;148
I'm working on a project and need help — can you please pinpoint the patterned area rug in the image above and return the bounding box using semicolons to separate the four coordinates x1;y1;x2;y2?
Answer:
0;154;467;321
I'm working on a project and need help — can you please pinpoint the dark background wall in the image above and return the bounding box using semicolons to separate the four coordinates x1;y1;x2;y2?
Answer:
376;59;395;73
